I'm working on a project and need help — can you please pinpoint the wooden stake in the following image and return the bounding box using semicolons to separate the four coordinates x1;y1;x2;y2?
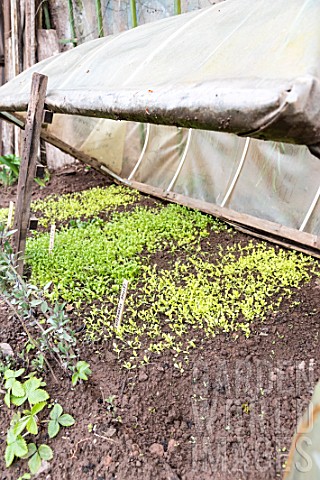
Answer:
13;72;48;275
7;201;14;229
115;280;129;330
49;224;56;253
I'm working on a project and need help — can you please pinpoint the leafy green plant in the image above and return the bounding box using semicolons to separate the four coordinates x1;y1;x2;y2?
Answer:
3;368;25;407
0;154;20;186
0;225;77;373
26;204;225;304
86;241;315;368
34;169;50;188
23;443;53;475
2;369;75;476
48;403;75;438
5;419;28;467
17;473;31;480
32;185;140;227
17;402;47;435
71;361;92;386
10;376;49;407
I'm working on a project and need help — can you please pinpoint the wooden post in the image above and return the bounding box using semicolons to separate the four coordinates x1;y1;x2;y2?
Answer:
13;72;48;275
24;0;36;69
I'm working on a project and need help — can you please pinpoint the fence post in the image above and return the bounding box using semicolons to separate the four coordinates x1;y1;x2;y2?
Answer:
13;72;48;275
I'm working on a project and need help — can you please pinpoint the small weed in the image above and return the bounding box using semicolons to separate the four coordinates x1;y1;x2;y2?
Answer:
71;361;92;386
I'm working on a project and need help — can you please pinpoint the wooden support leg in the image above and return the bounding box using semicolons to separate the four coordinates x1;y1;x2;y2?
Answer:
13;72;48;275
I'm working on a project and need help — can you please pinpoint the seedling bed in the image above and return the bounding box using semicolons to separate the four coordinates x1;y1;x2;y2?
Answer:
0;164;319;480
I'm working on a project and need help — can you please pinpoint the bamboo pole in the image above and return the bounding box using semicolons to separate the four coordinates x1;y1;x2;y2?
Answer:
174;0;181;15
95;0;104;37
67;0;77;46
130;0;138;28
43;0;52;30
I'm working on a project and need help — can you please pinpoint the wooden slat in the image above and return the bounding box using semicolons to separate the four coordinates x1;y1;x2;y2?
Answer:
10;0;21;76
232;224;320;259
13;73;48;275
24;0;36;69
37;29;60;59
130;181;320;254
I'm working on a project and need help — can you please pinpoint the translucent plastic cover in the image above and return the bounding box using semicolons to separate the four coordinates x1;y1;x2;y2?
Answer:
0;0;319;249
0;0;320;146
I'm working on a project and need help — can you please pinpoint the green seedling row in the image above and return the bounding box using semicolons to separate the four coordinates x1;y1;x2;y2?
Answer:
23;185;318;369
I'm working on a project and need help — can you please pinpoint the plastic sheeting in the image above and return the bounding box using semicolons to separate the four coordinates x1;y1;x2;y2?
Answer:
0;0;320;146
0;0;319;248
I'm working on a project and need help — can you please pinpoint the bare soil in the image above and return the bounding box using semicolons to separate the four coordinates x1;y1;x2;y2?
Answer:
0;166;319;480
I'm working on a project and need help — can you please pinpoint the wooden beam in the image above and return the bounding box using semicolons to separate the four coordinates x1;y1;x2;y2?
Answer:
129;181;320;255
13;73;48;275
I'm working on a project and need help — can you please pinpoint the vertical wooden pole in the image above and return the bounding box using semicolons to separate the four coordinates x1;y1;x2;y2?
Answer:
13;73;48;275
4;0;11;81
24;0;36;69
2;0;14;155
11;0;22;156
10;0;20;75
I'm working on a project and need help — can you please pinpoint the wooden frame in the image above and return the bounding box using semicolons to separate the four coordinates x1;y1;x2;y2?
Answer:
13;73;48;274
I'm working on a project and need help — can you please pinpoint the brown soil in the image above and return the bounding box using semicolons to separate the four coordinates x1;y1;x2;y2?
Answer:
0;167;319;480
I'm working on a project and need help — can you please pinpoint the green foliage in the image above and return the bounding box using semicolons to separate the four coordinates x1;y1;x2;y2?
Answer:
48;403;75;438
10;377;49;407
34;169;50;188
0;207;9;224
23;443;53;475
0;225;77;372
32;185;140;227
71;361;92;386
0;154;20;186
21;183;317;372
1;369;74;476
3;368;25;408
85;242;314;367
5;423;28;467
26;204;222;303
17;473;31;480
